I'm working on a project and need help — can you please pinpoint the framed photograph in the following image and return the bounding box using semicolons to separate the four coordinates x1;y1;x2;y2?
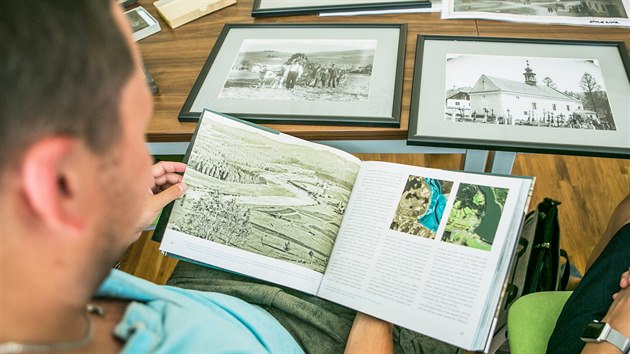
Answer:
118;0;139;8
179;23;407;127
408;35;630;158
124;6;161;42
442;0;630;28
252;0;430;17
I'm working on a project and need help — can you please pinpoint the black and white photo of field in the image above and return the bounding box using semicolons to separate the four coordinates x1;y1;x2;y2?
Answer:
218;39;377;102
444;54;616;130
166;117;361;274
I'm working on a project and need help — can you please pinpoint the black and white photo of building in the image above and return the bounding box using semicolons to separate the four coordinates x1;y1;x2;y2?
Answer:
444;54;617;130
218;39;377;102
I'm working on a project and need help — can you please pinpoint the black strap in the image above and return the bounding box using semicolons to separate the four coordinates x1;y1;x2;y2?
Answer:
504;284;518;309
559;249;571;291
530;244;549;292
528;198;562;293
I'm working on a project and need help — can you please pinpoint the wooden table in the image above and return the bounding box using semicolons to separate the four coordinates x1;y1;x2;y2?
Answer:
136;0;630;173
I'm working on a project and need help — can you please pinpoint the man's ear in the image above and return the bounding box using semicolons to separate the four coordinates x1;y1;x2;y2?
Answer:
21;137;86;234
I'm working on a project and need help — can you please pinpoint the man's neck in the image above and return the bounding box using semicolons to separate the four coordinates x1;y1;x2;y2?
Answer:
1;290;130;354
0;239;97;344
0;184;119;350
1;283;89;344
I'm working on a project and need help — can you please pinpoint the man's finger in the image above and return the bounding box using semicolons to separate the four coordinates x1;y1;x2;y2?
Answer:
152;161;187;178
153;173;185;188
148;183;187;211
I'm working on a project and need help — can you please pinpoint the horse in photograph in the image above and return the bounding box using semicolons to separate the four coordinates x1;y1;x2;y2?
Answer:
258;67;285;89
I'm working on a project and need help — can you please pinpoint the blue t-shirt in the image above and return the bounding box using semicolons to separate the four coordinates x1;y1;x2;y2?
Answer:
97;269;304;353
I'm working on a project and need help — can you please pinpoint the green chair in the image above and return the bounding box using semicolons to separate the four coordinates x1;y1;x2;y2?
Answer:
507;291;573;354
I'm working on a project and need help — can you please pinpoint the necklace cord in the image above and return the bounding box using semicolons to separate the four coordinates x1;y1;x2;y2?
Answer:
0;304;99;354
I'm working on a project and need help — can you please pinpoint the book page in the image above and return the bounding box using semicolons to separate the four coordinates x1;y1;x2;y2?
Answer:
318;161;531;350
160;110;361;294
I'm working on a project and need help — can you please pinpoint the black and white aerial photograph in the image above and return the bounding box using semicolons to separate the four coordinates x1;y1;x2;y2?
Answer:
444;54;616;130
166;117;360;274
453;0;628;18
218;39;377;102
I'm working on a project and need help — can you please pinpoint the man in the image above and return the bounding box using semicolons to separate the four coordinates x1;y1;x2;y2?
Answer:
309;65;323;88
327;63;339;88
0;1;397;353
320;66;331;89
547;195;630;353
285;59;304;90
4;3;625;354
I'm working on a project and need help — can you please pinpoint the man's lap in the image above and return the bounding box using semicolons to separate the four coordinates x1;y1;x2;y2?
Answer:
166;261;461;354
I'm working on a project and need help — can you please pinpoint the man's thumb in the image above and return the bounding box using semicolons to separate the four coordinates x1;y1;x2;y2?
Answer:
150;183;187;210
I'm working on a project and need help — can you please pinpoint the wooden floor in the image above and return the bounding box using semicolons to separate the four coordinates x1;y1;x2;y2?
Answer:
119;153;630;285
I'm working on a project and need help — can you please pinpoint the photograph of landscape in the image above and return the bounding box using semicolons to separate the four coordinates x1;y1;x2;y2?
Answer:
390;175;454;238
166;117;361;273
442;183;509;251
218;39;377;102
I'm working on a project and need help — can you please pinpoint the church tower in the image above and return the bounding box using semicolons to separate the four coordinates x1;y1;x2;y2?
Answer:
523;60;537;86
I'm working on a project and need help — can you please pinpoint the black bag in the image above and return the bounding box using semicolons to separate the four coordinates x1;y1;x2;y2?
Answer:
491;198;571;351
491;198;571;352
501;197;570;308
521;197;570;294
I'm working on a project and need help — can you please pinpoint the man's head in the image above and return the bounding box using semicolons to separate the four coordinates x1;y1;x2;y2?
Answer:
0;1;154;283
0;1;132;172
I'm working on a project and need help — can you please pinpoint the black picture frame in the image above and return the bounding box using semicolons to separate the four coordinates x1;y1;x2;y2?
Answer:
179;23;407;127
408;35;630;158
251;0;430;17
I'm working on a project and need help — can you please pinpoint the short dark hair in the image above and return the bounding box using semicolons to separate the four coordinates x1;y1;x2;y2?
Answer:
0;0;134;173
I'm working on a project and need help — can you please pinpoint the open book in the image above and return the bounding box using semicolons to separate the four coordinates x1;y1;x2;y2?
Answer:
155;109;534;352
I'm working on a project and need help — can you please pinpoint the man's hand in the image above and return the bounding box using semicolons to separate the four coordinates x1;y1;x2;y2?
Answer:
620;267;629;288
583;267;630;353
605;267;630;332
137;161;187;232
604;286;630;331
344;312;394;354
612;267;630;300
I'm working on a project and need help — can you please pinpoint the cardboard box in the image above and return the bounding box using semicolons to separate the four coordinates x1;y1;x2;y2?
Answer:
154;0;237;29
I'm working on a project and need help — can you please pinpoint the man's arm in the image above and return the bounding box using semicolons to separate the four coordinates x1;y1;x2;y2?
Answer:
344;312;394;354
582;269;630;353
586;195;630;271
